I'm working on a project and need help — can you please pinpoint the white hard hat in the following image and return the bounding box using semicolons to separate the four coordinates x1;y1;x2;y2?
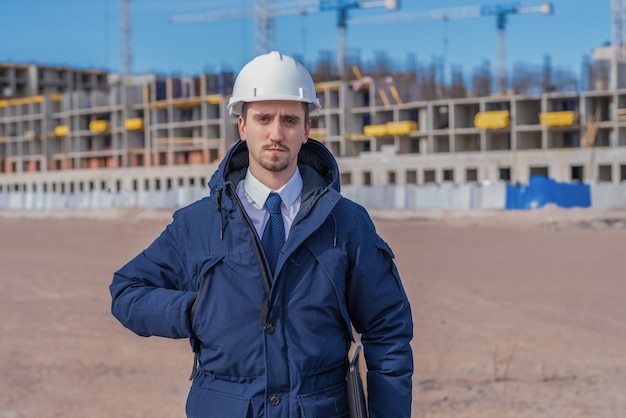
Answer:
227;51;321;116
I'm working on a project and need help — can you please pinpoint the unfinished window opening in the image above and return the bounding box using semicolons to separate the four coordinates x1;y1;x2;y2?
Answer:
499;167;512;182
406;170;417;184
443;169;454;182
598;165;612;182
340;172;352;185
570;165;584;182
362;171;372;186
388;171;396;185
529;166;549;178
466;168;478;182
424;169;436;184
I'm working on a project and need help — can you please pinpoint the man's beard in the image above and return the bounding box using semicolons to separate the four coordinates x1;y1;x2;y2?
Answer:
259;145;290;172
259;154;290;172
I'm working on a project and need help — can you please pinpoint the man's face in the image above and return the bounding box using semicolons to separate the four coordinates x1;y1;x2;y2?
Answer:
238;100;310;187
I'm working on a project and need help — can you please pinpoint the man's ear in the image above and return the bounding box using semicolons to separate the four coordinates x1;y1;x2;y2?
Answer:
303;118;311;144
238;116;246;141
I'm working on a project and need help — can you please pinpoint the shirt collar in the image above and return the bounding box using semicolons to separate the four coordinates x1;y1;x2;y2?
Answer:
243;168;302;209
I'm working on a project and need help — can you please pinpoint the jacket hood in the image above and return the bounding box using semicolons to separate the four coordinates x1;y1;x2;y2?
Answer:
207;138;340;194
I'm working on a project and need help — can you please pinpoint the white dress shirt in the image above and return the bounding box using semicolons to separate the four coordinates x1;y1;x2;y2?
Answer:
236;168;302;240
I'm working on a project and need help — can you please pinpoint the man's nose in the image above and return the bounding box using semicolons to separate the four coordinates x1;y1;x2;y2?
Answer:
268;119;284;140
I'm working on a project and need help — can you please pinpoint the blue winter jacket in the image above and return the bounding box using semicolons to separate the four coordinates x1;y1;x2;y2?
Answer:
110;139;413;418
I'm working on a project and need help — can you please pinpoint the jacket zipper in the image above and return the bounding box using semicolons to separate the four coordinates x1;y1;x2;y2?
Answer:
224;183;273;323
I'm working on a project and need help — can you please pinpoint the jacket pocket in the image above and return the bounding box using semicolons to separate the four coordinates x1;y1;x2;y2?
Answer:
190;255;226;321
297;382;350;418
186;385;251;418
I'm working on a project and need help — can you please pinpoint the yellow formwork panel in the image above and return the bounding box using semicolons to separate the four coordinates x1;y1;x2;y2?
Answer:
474;110;510;129
345;132;369;140
207;95;222;105
364;121;419;137
89;120;110;133
386;120;418;135
309;128;328;140
172;98;202;108
124;118;144;130
54;125;69;137
539;111;577;126
363;124;388;137
0;96;43;107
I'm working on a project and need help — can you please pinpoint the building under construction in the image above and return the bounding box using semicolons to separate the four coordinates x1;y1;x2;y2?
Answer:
1;42;626;210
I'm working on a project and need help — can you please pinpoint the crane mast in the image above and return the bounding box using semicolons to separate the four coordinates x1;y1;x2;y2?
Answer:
120;0;133;82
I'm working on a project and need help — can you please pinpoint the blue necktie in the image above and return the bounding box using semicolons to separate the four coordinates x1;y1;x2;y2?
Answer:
261;192;285;274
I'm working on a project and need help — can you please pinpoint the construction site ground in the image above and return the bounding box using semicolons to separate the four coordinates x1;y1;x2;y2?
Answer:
1;206;625;417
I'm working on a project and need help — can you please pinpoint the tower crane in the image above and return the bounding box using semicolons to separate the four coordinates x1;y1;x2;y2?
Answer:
613;0;626;48
611;0;626;89
347;2;553;93
120;0;132;82
170;0;399;78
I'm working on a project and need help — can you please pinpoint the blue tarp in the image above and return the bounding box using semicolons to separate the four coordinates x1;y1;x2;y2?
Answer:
505;176;591;210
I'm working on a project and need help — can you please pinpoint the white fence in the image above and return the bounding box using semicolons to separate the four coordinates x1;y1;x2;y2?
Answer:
0;181;624;212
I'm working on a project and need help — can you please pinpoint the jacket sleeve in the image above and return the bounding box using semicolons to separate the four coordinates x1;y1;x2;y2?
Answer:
109;214;197;339
346;210;414;418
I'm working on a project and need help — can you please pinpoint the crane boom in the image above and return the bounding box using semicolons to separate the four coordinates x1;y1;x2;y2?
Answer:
347;5;482;25
170;1;320;24
171;1;320;55
170;0;398;78
349;2;553;93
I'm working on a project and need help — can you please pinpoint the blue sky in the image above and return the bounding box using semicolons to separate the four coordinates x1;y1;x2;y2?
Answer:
0;0;612;79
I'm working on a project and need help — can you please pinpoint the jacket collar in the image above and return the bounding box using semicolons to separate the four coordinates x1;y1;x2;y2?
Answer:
208;138;341;197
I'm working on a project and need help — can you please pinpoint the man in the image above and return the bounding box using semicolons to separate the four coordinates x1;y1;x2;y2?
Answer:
110;51;413;417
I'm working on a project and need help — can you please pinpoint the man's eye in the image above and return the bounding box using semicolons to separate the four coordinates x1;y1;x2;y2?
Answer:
284;119;296;126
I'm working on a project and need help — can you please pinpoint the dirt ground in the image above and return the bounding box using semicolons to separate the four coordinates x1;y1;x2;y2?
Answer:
1;206;625;417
